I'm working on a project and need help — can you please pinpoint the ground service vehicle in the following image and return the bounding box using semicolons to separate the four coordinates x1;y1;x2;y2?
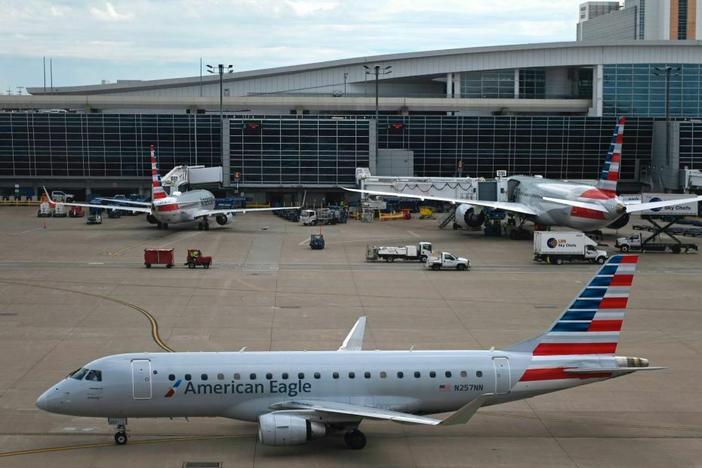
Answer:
69;206;84;218
300;208;338;226
52;203;67;217
310;233;325;250
615;233;698;254
425;252;470;270
144;248;175;268
184;249;212;269
367;241;433;262
37;202;52;217
534;231;608;265
86;214;102;225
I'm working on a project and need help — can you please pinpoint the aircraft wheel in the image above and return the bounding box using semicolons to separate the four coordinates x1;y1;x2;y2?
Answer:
344;430;366;450
114;431;128;445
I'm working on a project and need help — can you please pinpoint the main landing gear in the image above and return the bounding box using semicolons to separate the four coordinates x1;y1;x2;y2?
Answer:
344;429;367;450
109;418;128;445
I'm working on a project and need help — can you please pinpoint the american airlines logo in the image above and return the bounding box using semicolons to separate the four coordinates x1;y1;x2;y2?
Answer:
164;379;182;398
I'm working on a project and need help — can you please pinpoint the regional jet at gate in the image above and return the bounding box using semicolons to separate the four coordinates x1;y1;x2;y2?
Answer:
37;255;661;450
44;145;297;230
345;118;702;233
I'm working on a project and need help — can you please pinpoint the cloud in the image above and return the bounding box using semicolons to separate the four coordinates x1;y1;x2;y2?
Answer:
89;1;133;21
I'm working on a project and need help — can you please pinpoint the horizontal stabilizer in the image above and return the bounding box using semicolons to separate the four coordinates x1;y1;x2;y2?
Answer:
564;367;665;374
542;196;609;213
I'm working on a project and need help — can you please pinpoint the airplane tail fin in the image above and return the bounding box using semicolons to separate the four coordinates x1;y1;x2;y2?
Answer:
150;145;167;201
595;117;626;195
507;255;638;355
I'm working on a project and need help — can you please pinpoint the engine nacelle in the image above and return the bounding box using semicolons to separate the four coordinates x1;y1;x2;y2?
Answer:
216;213;234;226
146;214;158;224
258;413;326;446
607;213;630;229
454;204;485;229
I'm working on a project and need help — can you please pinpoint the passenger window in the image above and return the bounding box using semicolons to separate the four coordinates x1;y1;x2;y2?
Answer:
70;368;88;380
185;374;192;381
314;372;320;379
333;372;339;379
414;371;421;378
460;371;468;378
266;373;273;380
445;371;452;378
476;371;483;378
348;372;355;379
201;374;208;381
380;371;387;378
298;372;305;379
397;371;404;379
217;373;224;380
429;371;436;378
233;373;240;380
85;370;102;382
168;374;175;381
250;373;256;380
364;372;371;379
282;373;289;380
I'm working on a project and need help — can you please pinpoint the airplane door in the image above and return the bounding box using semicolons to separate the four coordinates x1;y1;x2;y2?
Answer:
493;357;511;395
131;359;152;399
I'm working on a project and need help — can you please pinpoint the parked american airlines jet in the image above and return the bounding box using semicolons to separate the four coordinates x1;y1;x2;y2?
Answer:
45;145;296;230
346;118;702;232
37;255;660;450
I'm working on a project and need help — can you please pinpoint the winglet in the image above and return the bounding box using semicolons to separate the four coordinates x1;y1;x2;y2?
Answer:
338;316;366;351
439;393;493;426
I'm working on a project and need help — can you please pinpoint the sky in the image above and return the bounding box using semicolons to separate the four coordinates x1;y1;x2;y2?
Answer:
0;0;584;94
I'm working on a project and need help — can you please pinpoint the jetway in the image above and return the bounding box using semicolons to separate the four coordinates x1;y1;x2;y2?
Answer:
162;165;223;192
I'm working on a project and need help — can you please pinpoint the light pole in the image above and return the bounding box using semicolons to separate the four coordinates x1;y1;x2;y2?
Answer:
653;65;680;166
206;63;233;125
364;64;392;123
343;72;348;96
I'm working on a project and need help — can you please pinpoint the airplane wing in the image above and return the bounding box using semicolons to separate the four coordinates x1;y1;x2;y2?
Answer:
338;316;366;351
94;197;151;206
624;196;702;214
193;206;300;218
541;197;609;213
43;188;152;214
342;187;537;216
271;394;492;426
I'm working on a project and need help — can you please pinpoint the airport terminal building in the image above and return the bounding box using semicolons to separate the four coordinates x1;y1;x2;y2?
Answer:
1;40;702;198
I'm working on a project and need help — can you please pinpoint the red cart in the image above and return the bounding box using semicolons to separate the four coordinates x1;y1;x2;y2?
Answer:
144;248;175;268
185;249;212;269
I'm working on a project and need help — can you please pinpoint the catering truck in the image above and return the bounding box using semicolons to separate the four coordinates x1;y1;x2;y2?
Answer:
366;241;433;262
533;231;608;265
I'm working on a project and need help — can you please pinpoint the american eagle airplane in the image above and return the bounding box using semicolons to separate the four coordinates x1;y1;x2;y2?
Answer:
45;145;296;230
36;255;660;450
345;118;702;232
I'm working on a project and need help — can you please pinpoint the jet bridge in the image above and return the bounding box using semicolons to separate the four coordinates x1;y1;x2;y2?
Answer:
162;165;223;192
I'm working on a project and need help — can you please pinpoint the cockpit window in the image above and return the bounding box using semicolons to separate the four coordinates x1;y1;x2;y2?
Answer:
70;368;88;380
85;370;102;382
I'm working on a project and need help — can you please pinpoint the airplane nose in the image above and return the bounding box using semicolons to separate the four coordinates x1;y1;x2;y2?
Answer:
36;390;51;411
36;385;63;413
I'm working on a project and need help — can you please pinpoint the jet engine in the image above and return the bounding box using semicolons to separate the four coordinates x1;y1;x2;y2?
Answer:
216;213;234;226
146;214;158;224
454;204;485;229
607;213;630;229
258;412;326;446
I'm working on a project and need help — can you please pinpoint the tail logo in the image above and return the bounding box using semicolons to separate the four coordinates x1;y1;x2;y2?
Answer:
164;379;182;398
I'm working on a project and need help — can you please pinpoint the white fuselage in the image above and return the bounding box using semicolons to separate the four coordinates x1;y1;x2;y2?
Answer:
37;350;614;422
151;189;216;225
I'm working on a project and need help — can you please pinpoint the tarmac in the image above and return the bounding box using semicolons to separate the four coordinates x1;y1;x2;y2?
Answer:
0;207;700;468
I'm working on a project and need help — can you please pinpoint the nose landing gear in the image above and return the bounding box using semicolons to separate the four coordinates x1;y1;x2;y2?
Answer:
109;417;128;445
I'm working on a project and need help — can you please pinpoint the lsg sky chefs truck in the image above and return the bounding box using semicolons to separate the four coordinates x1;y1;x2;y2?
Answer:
534;231;608;265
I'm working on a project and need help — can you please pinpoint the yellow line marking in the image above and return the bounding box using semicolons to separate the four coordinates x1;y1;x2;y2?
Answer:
0;434;247;458
0;280;174;352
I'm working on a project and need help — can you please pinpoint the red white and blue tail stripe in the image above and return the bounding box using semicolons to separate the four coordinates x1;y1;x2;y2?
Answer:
150;145;167;201
595;117;626;195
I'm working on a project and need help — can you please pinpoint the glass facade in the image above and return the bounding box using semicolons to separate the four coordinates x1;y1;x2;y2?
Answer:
603;64;702;117
461;70;515;98
379;116;653;180
0;113;221;177
229;118;369;185
679;122;702;169
519;69;546;99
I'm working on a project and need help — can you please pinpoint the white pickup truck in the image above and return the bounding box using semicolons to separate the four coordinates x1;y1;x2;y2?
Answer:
425;252;470;271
